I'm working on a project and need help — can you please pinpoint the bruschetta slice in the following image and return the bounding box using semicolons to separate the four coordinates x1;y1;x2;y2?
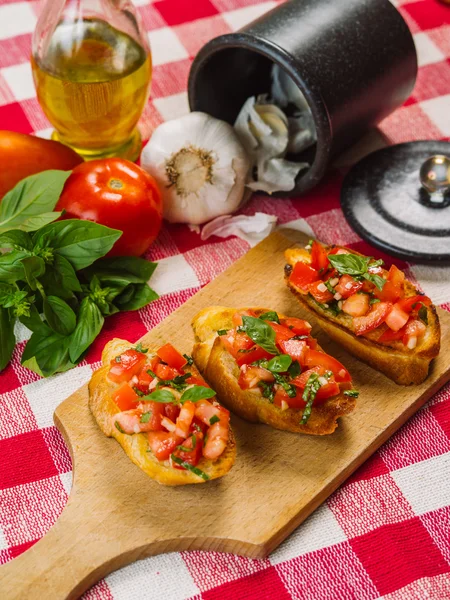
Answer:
89;338;236;485
284;241;440;385
192;307;357;435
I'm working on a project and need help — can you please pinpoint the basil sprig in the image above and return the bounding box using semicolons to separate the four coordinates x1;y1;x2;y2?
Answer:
140;385;216;405
170;455;210;480
259;311;280;324
328;254;386;291
300;373;322;424
241;316;279;355
253;354;292;373
0;173;159;377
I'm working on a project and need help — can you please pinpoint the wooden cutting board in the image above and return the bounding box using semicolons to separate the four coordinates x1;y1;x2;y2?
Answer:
2;229;450;600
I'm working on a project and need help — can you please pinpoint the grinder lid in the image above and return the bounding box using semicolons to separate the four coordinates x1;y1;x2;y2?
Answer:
341;141;450;265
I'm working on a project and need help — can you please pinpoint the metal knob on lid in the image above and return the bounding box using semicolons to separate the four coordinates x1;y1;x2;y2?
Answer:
419;155;450;202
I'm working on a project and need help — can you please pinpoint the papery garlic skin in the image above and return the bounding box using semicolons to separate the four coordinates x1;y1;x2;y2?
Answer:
140;112;251;225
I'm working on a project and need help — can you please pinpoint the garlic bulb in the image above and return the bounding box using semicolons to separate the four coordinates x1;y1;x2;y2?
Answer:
140;112;251;225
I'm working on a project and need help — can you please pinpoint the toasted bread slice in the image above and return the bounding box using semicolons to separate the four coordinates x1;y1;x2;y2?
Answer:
89;338;236;486
192;307;356;435
285;246;440;385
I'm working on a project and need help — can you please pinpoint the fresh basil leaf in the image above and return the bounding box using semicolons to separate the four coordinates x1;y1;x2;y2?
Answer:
259;311;280;324
180;385;216;403
418;305;428;325
0;250;28;281
266;354;292;373
370;259;384;268
0;283;16;304
288;360;301;378
140;389;176;403
155;372;191;392
22;256;45;290
363;272;385;291
19;305;47;334
0;170;69;233
170;455;210;480
21;327;74;378
114;282;158;311
344;390;360;398
258;380;275;402
241;315;279;356
84;256;157;282
32;220;122;271
273;373;297;398
328;253;371;276
69;297;104;363
209;415;220;425
0;307;15;371
0;230;33;251
43;296;77;336
300;373;321;424
39;254;82;299
140;412;151;423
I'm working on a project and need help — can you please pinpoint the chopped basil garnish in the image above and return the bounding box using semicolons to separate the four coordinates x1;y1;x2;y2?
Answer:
370;298;381;305
140;412;151;423
241;315;279;356
183;353;194;365
288;360;301;378
115;356;121;363
273;373;297;398
258;380;275;402
300;373;322;424
237;348;253;353
191;434;197;449
140;389;176;403
418;305;428;325
176;444;192;452
180;385;216;403
328;253;386;291
217;329;228;336
324;279;335;293
133;342;148;354
148;371;192;392
170;455;210;480
133;387;146;397
114;421;125;434
368;274;386;291
292;334;308;340
192;423;202;433
209;415;220;425
258;311;280;324
344;390;360;398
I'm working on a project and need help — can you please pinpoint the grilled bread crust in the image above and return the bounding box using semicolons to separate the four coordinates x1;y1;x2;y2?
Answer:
89;338;236;486
284;247;440;385
192;307;356;435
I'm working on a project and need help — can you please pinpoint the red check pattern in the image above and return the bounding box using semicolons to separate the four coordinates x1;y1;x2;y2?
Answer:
1;0;450;598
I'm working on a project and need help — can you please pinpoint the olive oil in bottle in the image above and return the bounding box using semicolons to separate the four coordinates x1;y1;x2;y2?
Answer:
31;18;152;161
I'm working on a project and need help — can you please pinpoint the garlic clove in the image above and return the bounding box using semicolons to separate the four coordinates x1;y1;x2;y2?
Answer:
247;157;309;194
140;112;251;225
200;212;277;246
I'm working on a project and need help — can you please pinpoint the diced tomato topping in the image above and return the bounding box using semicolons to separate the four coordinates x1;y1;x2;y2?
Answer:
303;349;351;382
374;280;402;303
221;331;254;360
164;403;180;422
155;363;181;380
388;264;405;286
291;365;324;388
310;240;329;271
139;401;165;431
238;364;274;389
397;295;432;313
108;349;147;383
308;281;334;304
172;432;204;468
135;368;153;394
273;386;303;409
402;319;427;347
291;366;340;401
147;431;181;461
279;339;308;364
305;336;318;349
189;416;208;436
232;310;257;327
377;324;406;343
281;317;312;335
353;302;392;336
289;262;320;292
156;343;186;371
335;275;363;299
185;374;208;386
269;322;297;345
112;382;139;411
342;294;370;317
236;345;273;367
384;303;409;332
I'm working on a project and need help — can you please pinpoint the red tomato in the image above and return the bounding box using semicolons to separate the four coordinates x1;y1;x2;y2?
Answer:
384;303;409;332
164;403;180;423
155;363;181;380
281;317;312;335
279;339;308;364
289;262;320;292
135;368;153;394
374;280;402;303
221;331;254;360
156;343;186;370
236;345;273;367
342;294;370;317
388;264;405;286
56;158;162;256
172;432;204;468
112;382;139;411
108;349;147;383
147;431;181;461
238;365;274;389
335;275;363;299
269;322;297;345
310;241;329;271
304;350;351;382
186;374;208;386
189;416;208;436
231;309;258;327
141;401;165;431
397;295;432;313
378;325;407;343
308;281;334;304
403;319;427;346
353;302;392;336
273;386;304;409
291;366;340;400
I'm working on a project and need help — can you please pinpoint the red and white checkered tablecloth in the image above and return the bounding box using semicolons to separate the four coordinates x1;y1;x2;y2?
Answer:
1;0;450;598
